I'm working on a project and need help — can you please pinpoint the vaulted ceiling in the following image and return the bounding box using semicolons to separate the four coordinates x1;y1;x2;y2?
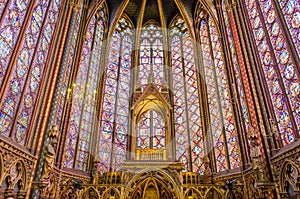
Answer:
102;0;199;27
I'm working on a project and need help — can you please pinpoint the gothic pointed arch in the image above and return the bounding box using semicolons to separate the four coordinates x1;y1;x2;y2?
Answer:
79;186;101;198
124;168;181;199
279;160;300;194
102;187;121;198
173;0;196;40
8;159;27;191
194;0;219;30
107;0;132;37
205;187;223;199
133;84;171;114
142;179;160;199
183;187;203;199
130;84;172;161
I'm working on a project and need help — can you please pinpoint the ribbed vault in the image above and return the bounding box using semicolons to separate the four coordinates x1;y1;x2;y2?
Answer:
89;0;201;28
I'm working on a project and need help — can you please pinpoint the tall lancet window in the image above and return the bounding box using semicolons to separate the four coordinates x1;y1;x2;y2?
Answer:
138;23;164;91
0;0;63;145
169;16;204;173
98;17;134;172
197;10;240;172
244;0;300;146
63;5;107;171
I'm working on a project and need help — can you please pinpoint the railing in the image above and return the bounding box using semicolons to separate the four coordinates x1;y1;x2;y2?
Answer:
136;148;166;160
183;172;201;184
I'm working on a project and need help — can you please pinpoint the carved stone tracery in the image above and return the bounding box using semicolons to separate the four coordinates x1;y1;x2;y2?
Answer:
0;137;36;198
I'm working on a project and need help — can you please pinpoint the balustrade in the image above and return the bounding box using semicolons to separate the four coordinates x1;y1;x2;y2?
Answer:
136;149;166;161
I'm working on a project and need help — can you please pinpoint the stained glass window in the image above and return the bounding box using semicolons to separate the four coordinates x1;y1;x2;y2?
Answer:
0;0;9;17
0;0;31;87
278;0;300;55
0;0;62;146
138;23;164;91
197;9;240;171
63;5;107;171
55;1;85;128
137;110;166;150
170;16;204;173
245;0;299;146
98;17;133;172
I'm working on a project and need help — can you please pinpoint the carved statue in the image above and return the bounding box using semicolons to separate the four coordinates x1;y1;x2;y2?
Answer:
40;125;59;181
178;169;183;185
40;141;56;181
92;158;100;184
250;137;265;182
39;124;60;198
203;156;212;184
270;119;280;148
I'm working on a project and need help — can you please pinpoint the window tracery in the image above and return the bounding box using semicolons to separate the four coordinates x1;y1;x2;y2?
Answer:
138;23;164;91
